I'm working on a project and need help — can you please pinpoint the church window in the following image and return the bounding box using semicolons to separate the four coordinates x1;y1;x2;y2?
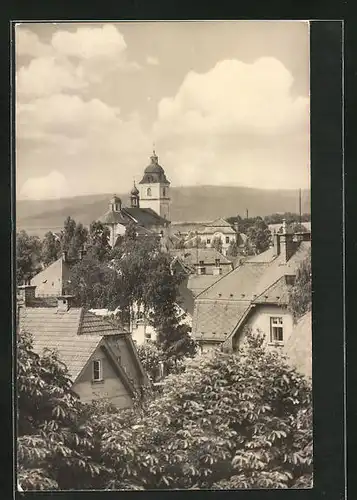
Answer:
147;188;152;197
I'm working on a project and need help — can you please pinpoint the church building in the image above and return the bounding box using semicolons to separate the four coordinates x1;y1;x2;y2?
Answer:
99;151;171;247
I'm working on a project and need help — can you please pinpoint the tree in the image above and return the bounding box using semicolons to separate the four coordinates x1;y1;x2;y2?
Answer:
68;254;126;311
288;250;312;320
17;330;103;490
211;236;223;254
245;219;271;255
41;232;61;267
186;235;206;249
61;217;88;260
16;231;42;285
226;240;239;257
87;221;111;262
93;332;312;490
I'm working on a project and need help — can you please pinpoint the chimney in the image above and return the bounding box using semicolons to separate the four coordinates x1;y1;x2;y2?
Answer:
17;284;36;307
273;232;281;256
62;250;68;262
57;295;75;312
279;230;298;263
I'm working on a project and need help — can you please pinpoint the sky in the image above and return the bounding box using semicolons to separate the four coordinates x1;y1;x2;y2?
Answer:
15;21;310;200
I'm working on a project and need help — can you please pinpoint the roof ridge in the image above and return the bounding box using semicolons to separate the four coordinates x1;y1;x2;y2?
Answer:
252;275;288;302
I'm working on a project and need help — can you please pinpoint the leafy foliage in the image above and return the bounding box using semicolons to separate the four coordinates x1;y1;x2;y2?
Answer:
61;217;88;260
288;250;312;320
16;230;42;285
88;332;312;490
86;221;111;262
17;331;102;490
41;232;61;267
244;218;271;255
211;236;223;254
226;240;239;257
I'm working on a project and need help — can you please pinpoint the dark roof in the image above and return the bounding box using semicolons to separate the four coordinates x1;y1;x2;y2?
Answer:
99;209;130;225
139;152;170;185
170;248;233;267
123;207;169;227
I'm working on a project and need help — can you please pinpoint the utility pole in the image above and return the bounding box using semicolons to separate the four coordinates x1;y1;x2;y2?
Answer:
246;208;249;220
195;230;199;273
299;189;302;224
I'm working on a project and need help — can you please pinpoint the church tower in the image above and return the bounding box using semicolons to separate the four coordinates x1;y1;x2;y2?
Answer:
138;150;170;220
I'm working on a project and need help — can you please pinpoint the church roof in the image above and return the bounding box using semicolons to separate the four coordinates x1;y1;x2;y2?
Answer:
139;151;170;185
123;207;170;227
99;209;130;225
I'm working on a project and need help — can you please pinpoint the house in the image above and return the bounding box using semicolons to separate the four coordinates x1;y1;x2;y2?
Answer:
283;310;312;378
30;251;76;297
17;285;149;408
176;218;246;256
99;151;171;247
170;248;234;276
192;228;311;354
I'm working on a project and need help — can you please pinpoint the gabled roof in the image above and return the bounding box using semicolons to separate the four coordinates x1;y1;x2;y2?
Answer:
170;248;233;267
18;306;130;383
202;218;237;234
19;307;101;381
187;274;223;297
193;241;311;343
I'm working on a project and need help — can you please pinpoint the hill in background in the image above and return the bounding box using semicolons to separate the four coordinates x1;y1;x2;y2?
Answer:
16;185;310;237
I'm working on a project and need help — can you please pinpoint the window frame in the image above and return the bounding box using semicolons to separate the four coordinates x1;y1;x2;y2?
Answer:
92;359;103;382
270;316;284;343
225;236;230;244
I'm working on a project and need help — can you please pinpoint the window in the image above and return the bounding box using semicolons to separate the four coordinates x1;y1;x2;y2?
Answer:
215;258;220;267
147;187;152;197
92;360;103;382
207;238;211;244
199;260;204;266
226;236;230;244
270;317;284;343
145;332;152;339
163;187;166;197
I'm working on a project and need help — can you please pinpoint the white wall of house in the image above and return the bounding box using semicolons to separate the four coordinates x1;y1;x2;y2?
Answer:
196;230;237;256
240;304;294;350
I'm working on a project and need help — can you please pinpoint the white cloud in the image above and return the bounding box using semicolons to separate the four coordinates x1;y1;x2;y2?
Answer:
19;170;68;200
52;24;127;60
15;28;53;57
154;57;309;138
146;55;159;65
16;24;140;96
16;56;87;97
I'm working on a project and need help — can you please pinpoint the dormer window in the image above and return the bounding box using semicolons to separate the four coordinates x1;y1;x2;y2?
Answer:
215;258;220;267
147;187;152;197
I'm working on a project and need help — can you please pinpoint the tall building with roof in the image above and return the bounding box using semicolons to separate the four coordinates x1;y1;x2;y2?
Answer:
138;150;171;220
98;151;171;247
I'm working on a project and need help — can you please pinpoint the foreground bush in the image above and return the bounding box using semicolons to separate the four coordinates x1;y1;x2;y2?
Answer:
87;332;313;490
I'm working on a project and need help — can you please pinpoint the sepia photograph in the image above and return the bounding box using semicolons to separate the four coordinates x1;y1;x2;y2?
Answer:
15;20;312;490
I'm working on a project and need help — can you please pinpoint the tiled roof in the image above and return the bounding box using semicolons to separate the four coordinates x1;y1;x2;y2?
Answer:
19;307;101;381
170;248;232;267
123;207;169;227
193;300;250;342
193;241;311;343
252;276;290;305
79;310;128;336
187;274;223;296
